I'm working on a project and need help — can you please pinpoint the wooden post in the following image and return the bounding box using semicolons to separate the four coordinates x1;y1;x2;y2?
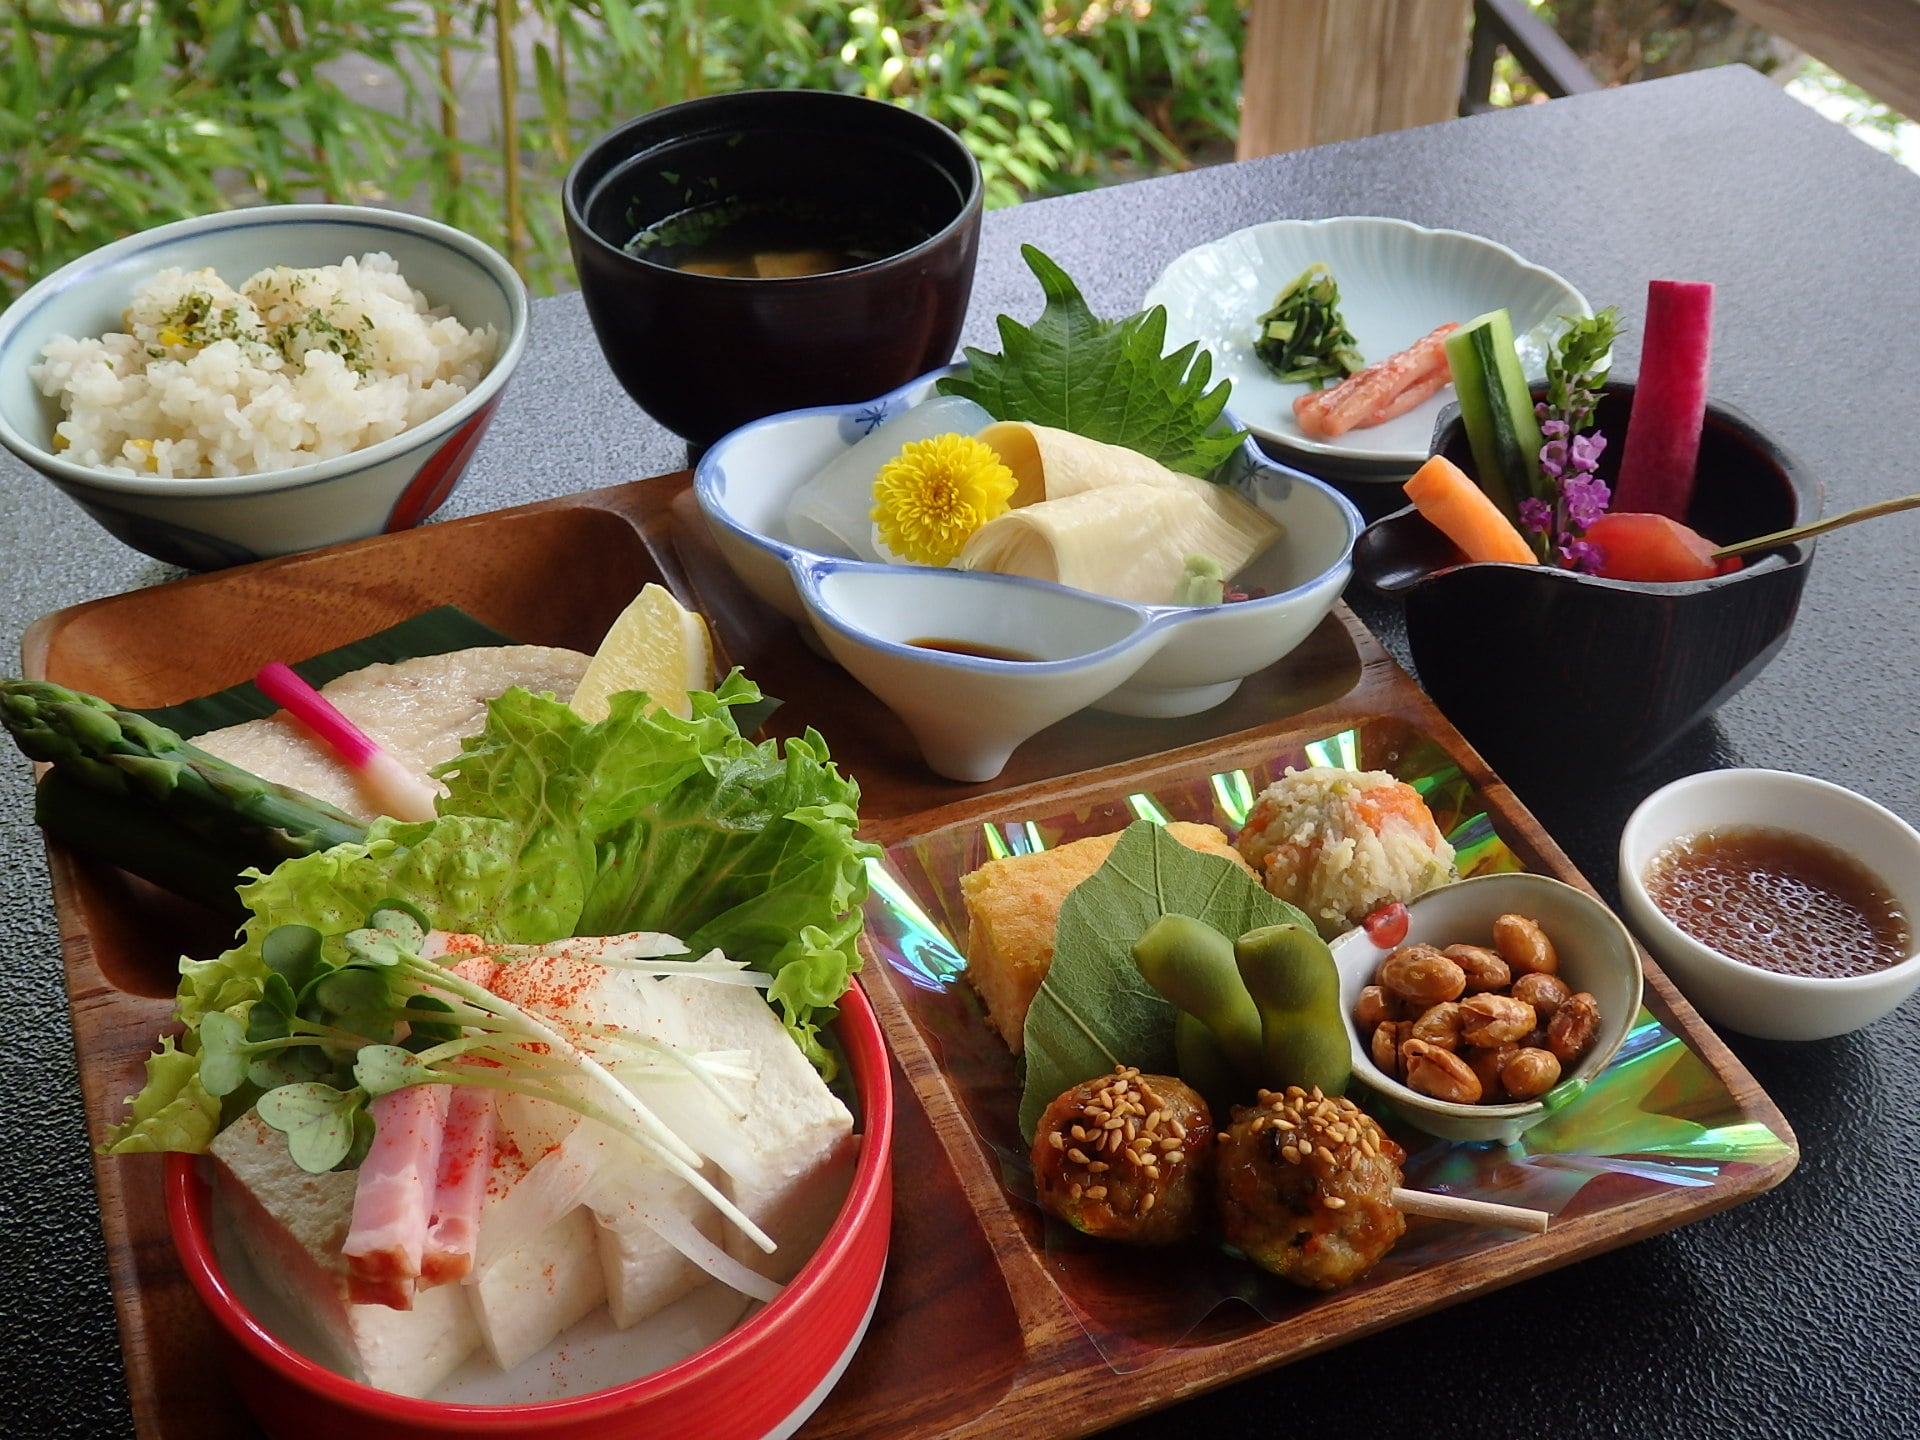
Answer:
1238;0;1478;160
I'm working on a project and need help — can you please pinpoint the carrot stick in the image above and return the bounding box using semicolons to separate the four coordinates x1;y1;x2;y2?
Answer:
1403;454;1538;565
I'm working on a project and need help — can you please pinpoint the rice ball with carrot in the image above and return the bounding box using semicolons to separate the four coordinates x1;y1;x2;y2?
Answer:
1236;767;1456;936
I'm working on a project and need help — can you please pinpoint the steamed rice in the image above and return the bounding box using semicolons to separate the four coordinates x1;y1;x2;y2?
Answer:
31;253;498;478
1237;767;1458;937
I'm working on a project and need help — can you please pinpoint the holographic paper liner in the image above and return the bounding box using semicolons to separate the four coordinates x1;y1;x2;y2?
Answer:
862;719;1792;1373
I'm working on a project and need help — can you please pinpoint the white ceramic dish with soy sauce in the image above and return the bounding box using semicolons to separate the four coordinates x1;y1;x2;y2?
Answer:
1619;768;1920;1040
693;366;1362;736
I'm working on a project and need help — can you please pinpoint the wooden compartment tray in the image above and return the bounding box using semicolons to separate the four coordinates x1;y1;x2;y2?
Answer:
22;473;1798;1440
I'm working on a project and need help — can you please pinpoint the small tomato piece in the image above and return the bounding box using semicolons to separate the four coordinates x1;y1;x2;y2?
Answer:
1585;511;1720;582
1363;902;1410;949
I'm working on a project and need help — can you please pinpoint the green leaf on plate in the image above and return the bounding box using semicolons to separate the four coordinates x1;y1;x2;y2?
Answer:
938;245;1248;479
1017;820;1311;1140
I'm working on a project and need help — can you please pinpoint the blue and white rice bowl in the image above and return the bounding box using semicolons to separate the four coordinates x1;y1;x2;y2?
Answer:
0;205;528;570
693;368;1363;720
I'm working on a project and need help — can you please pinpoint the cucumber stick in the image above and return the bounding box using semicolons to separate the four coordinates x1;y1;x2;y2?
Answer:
1444;310;1546;535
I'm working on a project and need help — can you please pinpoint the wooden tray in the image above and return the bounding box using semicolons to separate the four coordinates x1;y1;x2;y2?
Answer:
23;472;1798;1440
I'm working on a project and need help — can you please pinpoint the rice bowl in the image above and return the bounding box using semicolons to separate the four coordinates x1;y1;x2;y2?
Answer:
0;205;528;569
34;255;498;479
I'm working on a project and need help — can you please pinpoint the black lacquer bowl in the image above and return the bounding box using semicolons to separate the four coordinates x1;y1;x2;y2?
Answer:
564;90;983;448
1354;383;1819;779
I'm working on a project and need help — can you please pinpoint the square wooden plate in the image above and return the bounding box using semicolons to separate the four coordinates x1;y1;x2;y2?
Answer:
22;473;1797;1440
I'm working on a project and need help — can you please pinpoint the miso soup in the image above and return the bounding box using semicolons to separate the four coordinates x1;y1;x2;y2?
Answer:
624;198;932;278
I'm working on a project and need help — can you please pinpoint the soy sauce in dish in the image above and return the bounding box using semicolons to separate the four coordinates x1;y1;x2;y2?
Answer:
1644;826;1911;978
909;638;1042;663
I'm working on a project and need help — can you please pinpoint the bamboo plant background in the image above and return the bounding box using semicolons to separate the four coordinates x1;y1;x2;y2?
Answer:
2;0;1247;301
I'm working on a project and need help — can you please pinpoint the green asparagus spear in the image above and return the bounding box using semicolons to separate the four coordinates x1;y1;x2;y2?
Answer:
2;680;369;899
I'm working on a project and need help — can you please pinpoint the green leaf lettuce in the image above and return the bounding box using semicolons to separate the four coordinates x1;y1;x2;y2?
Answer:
105;671;875;1154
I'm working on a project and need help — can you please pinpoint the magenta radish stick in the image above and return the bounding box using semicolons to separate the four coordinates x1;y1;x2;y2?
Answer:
1613;279;1714;520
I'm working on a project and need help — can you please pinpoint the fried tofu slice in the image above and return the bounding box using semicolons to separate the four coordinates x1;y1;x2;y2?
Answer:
959;822;1254;1053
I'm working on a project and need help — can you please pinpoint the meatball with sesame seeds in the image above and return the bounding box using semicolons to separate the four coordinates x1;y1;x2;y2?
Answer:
1215;1085;1406;1289
1031;1067;1214;1245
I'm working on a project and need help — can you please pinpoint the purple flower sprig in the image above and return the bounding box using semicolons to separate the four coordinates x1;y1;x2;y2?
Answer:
1521;417;1610;569
1530;309;1623;571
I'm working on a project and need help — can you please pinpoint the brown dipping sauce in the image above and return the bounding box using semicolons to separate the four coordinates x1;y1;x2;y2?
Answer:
1644;826;1912;979
908;637;1042;663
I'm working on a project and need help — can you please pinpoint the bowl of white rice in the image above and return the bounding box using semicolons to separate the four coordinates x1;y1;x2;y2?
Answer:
0;205;527;569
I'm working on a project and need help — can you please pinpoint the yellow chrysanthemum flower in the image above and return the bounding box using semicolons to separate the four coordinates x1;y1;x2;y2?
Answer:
870;433;1017;566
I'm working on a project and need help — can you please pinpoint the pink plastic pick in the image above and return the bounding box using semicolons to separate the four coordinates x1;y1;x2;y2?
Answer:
255;662;440;822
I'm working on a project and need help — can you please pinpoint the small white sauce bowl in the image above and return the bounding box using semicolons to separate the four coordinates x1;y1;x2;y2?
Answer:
1330;873;1644;1145
790;555;1171;782
693;367;1362;720
1618;768;1920;1041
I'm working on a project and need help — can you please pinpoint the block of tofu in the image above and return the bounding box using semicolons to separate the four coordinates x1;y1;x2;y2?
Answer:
487;941;854;1292
210;1111;482;1398
583;1159;719;1329
959;821;1255;1053
638;975;856;1285
468;1204;607;1371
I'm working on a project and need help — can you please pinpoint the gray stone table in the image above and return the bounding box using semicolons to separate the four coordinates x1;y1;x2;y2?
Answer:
3;64;1915;1439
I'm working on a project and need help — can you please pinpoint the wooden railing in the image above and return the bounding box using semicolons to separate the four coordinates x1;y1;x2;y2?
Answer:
1461;0;1599;114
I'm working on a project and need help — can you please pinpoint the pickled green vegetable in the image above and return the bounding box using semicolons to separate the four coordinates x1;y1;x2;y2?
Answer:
1251;263;1365;388
1131;913;1263;1081
1234;922;1352;1096
1172;1011;1243;1114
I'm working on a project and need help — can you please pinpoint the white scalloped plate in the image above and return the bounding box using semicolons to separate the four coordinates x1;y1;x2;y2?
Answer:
1145;217;1591;477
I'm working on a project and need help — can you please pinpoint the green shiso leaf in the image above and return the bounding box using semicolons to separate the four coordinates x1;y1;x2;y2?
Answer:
1016;821;1312;1141
937;245;1248;479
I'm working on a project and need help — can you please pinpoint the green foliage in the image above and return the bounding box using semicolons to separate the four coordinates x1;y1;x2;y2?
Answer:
1;1;1248;302
939;244;1247;478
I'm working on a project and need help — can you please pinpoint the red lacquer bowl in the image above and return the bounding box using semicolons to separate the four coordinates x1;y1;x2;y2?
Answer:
167;982;893;1440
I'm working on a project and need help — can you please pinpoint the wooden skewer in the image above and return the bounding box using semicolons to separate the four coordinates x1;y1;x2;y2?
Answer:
1392;1187;1550;1233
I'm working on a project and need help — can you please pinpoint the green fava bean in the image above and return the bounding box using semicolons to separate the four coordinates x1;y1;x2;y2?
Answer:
1131;913;1264;1082
1173;1011;1242;1114
1234;922;1353;1097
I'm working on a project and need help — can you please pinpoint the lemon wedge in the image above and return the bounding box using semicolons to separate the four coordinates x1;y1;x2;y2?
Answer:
571;583;714;722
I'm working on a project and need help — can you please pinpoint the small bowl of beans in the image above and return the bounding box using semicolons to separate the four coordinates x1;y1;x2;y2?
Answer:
1619;768;1920;1041
1331;872;1645;1144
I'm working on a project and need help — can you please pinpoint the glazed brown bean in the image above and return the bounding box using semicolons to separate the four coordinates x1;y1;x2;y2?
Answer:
1457;993;1537;1047
1443;944;1511;994
1467;1043;1518;1103
1378;945;1467;1005
1354;984;1398;1029
1511;971;1572;1023
1492;913;1559;976
1370;1019;1411;1078
1501;1047;1563;1100
1400;1038;1483;1104
1409;1000;1465;1050
1548;992;1600;1062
